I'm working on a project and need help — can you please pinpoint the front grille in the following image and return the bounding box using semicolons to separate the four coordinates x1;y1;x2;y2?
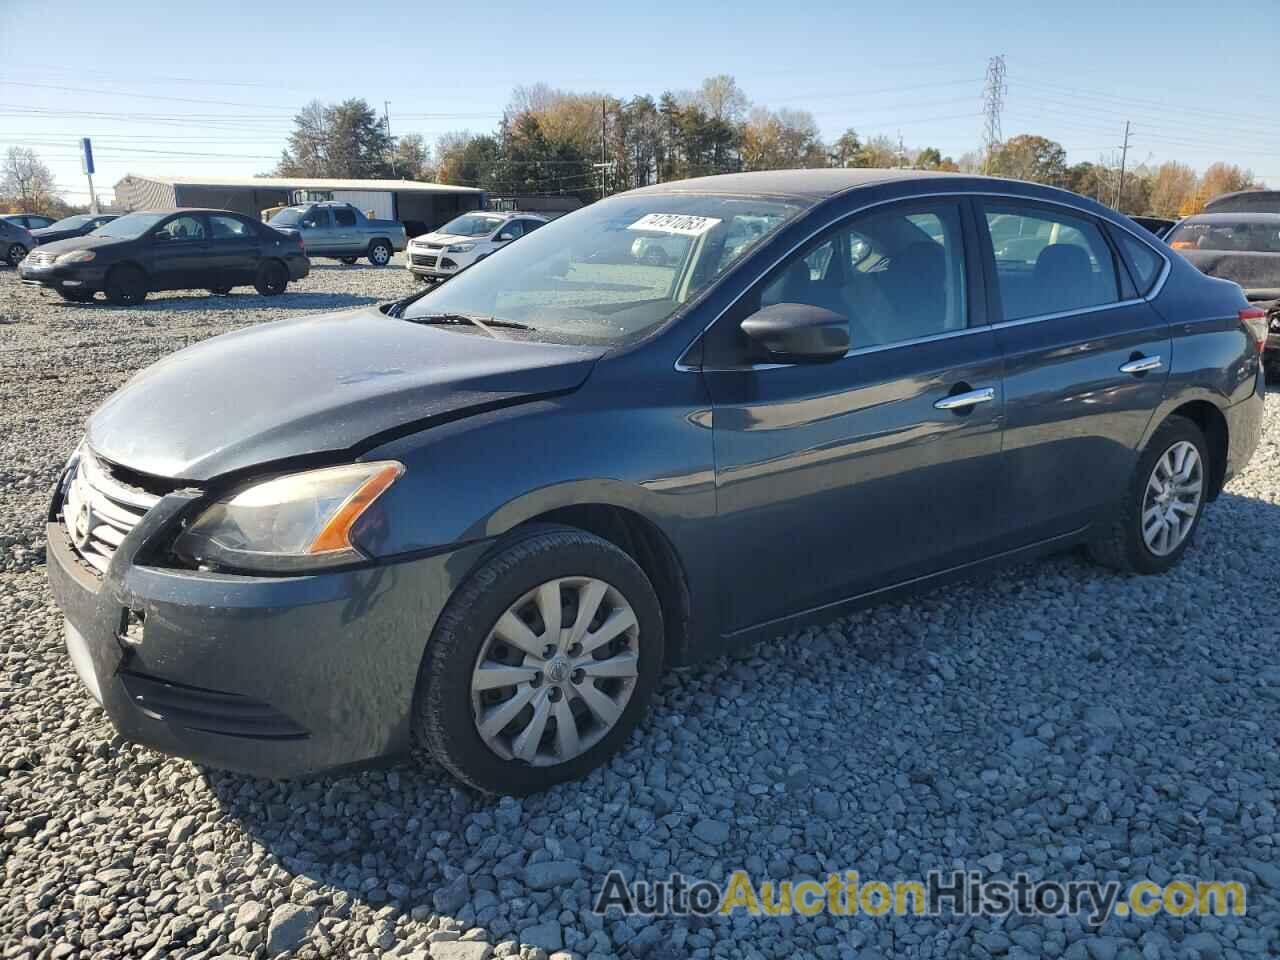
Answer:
61;450;161;575
26;250;57;267
120;671;308;739
412;254;438;268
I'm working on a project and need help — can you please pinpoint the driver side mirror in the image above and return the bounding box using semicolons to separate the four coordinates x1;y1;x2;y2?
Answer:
301;220;316;229
740;303;849;363
496;232;515;242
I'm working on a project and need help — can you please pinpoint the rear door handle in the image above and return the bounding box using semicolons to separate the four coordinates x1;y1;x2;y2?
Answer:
934;387;996;410
1119;356;1163;375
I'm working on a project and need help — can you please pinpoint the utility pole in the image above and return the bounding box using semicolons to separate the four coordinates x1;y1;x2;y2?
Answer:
384;101;398;177
897;131;906;168
601;98;608;199
981;55;1007;174
1114;121;1132;211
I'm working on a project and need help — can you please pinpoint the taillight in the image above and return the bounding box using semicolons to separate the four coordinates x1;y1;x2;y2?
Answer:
1240;307;1268;352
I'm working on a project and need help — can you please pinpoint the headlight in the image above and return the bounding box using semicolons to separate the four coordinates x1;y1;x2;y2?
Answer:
174;461;403;573
57;250;96;264
446;242;475;253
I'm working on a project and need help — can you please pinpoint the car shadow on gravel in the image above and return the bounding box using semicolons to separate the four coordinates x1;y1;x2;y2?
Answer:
187;482;1280;957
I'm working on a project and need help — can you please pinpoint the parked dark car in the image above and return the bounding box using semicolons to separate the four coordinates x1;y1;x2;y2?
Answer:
46;170;1266;794
31;213;118;245
1169;212;1280;375
2;213;56;231
0;217;35;267
1130;215;1177;238
18;209;308;304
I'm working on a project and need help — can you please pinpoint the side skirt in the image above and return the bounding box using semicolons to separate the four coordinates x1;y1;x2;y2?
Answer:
718;526;1092;650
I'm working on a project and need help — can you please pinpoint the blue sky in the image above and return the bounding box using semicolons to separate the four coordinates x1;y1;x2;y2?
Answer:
2;0;1276;206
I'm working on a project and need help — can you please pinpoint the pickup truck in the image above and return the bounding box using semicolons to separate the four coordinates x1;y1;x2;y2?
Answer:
267;202;406;266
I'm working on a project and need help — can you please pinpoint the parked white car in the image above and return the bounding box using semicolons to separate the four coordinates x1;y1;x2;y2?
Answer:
406;211;548;282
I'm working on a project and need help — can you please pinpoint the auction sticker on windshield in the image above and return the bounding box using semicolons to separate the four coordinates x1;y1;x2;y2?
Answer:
627;213;722;237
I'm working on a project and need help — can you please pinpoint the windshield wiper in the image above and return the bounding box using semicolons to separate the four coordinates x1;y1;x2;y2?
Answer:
403;312;535;336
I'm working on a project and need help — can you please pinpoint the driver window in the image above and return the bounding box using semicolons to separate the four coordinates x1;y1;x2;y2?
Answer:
155;215;206;242
758;201;968;349
500;220;524;240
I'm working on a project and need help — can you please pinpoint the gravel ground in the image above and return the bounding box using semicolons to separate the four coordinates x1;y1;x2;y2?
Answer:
1;259;1278;960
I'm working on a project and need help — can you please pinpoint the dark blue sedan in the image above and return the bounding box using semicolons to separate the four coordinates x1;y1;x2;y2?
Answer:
46;170;1266;793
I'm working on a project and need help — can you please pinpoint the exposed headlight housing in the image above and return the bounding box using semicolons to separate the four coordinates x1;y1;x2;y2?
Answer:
57;250;96;264
446;242;475;253
174;461;403;573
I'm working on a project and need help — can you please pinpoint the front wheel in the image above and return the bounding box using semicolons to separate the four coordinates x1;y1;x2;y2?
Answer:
254;261;287;296
6;243;28;267
367;242;392;267
1087;415;1209;574
413;526;664;795
104;266;148;305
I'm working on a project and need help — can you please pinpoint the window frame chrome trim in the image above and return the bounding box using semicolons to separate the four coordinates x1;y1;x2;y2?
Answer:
675;188;1173;373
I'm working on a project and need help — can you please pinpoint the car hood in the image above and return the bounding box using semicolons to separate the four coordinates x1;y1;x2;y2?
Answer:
87;306;603;481
1180;249;1280;297
32;234;125;255
413;232;480;246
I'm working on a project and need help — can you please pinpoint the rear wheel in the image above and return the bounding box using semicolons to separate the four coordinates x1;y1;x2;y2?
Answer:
6;243;28;267
413;526;664;795
340;256;359;265
104;265;147;305
254;261;287;296
1087;415;1208;574
367;241;392;267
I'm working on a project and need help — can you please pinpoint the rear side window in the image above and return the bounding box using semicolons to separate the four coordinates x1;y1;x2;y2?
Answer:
1113;229;1163;295
334;207;357;227
981;203;1119;321
209;215;251;239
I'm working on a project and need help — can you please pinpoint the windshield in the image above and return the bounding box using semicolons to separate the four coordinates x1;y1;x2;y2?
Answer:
49;215;92;230
439;214;508;237
93;212;167;239
403;194;805;344
1168;220;1280;254
268;207;307;227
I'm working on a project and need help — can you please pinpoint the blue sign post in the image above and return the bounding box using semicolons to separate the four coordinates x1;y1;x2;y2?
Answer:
80;138;98;213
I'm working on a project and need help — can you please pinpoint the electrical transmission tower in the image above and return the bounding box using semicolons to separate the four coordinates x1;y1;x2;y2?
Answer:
981;55;1007;174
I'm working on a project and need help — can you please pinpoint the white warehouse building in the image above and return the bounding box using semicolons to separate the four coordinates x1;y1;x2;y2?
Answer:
113;174;486;234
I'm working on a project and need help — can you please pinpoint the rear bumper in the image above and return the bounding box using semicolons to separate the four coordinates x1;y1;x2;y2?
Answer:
1222;366;1266;487
285;253;310;281
46;484;488;778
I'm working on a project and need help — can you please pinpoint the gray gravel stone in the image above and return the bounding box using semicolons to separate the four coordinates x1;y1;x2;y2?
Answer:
267;903;318;954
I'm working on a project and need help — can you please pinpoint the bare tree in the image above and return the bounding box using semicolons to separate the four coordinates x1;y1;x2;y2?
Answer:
1;147;57;213
697;75;749;124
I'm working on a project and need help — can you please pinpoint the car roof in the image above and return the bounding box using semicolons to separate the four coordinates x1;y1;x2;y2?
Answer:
625;168;982;201
1177;212;1280;225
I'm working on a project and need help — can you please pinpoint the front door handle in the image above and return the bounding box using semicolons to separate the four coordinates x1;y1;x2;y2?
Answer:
1119;355;1163;375
934;387;996;411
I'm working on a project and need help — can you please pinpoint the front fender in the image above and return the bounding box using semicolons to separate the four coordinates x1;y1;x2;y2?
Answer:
359;362;722;658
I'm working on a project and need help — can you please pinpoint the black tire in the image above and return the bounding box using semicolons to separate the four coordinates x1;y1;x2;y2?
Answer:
6;243;28;267
412;525;664;795
1087;415;1209;574
104;265;147;306
57;289;95;303
340;256;359;265
367;241;392;267
207;287;232;296
254;261;287;296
